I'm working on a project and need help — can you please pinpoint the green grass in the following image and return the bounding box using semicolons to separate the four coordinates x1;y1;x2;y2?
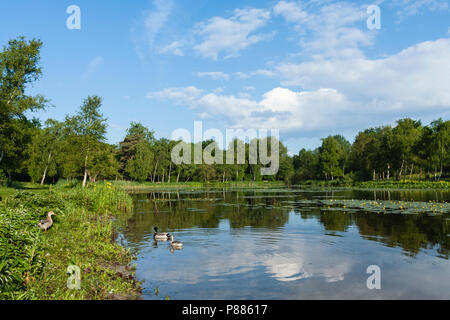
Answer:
0;182;49;200
291;179;450;190
0;182;140;300
355;180;450;190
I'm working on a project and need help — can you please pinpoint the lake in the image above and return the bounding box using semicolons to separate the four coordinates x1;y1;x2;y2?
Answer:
116;187;450;300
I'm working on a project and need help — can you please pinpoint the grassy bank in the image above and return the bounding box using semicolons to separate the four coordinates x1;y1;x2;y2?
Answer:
354;180;450;190
0;182;141;300
0;182;49;200
292;179;450;190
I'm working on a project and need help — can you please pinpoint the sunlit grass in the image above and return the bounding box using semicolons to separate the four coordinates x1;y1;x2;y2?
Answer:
0;183;139;300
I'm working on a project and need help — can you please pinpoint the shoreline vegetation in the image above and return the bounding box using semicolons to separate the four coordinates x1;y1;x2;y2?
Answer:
1;179;449;201
0;182;141;300
117;179;450;192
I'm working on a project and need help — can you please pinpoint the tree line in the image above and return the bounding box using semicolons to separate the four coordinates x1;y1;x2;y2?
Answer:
293;118;450;183
1;37;449;187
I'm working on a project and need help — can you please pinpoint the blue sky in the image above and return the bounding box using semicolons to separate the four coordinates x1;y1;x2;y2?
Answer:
1;0;449;154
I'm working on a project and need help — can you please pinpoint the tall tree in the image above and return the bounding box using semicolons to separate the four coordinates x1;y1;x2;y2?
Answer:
292;148;320;181
391;118;422;180
0;37;48;181
125;141;154;182
319;136;343;180
275;139;294;182
332;135;351;177
350;127;392;180
27;119;63;184
65;96;107;187
429;119;450;179
87;143;119;183
117;122;155;178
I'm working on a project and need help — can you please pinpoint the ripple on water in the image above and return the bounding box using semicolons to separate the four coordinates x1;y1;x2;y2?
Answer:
118;189;450;299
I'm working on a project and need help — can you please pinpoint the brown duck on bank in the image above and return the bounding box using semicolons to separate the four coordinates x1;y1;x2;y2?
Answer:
38;211;56;232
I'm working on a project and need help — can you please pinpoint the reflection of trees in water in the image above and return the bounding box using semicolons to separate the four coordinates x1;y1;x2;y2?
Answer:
319;212;353;232
122;190;449;259
354;214;449;259
121;190;290;244
296;207;449;259
351;189;450;203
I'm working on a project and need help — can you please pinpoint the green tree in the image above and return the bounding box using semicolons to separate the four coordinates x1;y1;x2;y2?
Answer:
292;148;320;182
332;135;351;177
126;141;154;182
276;140;294;182
0;37;48;182
319;136;343;180
227;139;247;181
65;96;107;187
349;126;397;181
391;118;422;180
152;139;172;183
429;119;450;179
117;122;155;178
27;119;64;184
87;143;119;183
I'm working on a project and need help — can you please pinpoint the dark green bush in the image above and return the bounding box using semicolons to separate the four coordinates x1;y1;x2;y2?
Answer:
0;206;44;298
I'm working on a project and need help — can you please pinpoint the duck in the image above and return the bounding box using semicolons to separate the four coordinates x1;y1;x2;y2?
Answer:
153;227;172;241
169;235;183;250
38;211;56;232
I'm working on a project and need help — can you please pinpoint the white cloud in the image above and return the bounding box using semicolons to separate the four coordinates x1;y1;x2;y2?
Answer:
194;8;272;60
391;0;449;20
197;71;230;81
273;0;308;25
238;92;252;99
277;38;450;112
232;69;275;80
82;56;104;80
143;0;173;48
234;72;251;79
159;41;184;56
147;85;350;132
132;0;173;59
252;69;276;78
274;1;373;59
146;86;203;104
147;38;450;134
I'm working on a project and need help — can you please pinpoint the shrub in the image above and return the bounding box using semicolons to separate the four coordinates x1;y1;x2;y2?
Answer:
0;206;44;298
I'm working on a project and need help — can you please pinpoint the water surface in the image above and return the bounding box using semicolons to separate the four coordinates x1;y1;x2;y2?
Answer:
117;187;450;300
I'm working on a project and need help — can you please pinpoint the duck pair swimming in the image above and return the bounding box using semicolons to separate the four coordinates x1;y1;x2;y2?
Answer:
153;227;183;249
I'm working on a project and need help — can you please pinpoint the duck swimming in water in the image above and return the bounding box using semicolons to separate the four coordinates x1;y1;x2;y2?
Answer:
153;227;172;241
38;211;56;232
169;235;183;250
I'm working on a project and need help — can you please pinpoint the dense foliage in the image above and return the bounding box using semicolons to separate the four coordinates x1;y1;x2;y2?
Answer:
292;119;450;184
0;183;135;300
